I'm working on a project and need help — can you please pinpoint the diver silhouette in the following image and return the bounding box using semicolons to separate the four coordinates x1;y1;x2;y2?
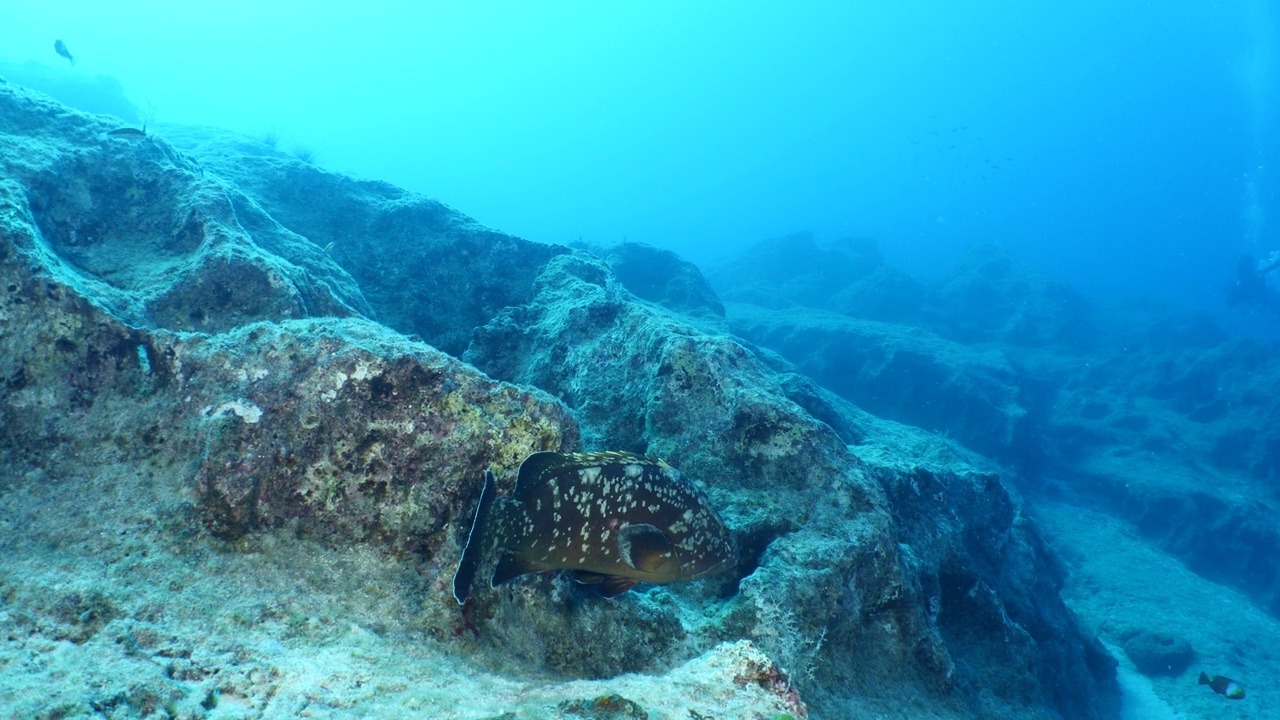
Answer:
1227;251;1280;309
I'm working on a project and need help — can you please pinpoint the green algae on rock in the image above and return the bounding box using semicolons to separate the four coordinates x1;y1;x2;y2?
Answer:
189;319;578;547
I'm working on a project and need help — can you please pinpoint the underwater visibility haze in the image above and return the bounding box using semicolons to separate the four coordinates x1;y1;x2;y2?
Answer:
5;1;1279;312
2;1;1280;719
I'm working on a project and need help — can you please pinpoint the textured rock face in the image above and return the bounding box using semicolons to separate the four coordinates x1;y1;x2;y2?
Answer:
189;321;576;547
868;454;1119;719
157;124;570;357
727;301;1028;458
1121;631;1195;677
465;252;1119;718
0;94;370;334
0;84;576;558
1042;319;1280;617
925;245;1093;347
1;81;1120;719
1;187;576;560
602;240;726;322
714;233;1280;626
708;232;926;323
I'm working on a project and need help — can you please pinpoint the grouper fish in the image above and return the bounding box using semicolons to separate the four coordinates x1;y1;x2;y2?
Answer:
452;451;737;603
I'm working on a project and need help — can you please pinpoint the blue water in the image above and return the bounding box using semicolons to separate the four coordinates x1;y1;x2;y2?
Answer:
4;1;1277;325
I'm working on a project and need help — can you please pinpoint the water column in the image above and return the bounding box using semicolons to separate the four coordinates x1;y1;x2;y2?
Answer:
1242;0;1276;255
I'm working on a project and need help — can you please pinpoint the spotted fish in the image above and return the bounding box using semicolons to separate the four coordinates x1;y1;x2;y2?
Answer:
452;451;737;603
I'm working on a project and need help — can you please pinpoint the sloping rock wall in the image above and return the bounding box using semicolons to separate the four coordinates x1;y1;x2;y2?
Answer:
465;252;1118;718
158;124;569;357
712;232;1280;630
0;80;1119;719
727;301;1028;459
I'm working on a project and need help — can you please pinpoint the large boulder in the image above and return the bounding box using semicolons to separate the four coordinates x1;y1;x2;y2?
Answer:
708;232;926;323
465;252;1118;718
602;240;726;323
1121;630;1195;677
726;301;1028;459
926;244;1094;348
159;123;570;357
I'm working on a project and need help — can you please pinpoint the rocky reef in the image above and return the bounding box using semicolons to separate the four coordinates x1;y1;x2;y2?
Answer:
1038;305;1280;617
725;302;1027;459
713;232;1280;712
0;79;1122;719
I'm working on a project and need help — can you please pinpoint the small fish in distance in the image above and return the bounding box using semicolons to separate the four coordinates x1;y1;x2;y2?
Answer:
1199;671;1245;700
107;127;146;139
453;451;737;603
54;39;74;66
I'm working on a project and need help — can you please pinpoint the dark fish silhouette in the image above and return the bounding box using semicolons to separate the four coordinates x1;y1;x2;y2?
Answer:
453;451;737;603
107;127;146;139
1199;671;1245;700
54;39;74;66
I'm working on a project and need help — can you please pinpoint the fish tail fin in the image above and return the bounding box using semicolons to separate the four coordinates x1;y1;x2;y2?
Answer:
1198;671;1210;685
452;469;498;604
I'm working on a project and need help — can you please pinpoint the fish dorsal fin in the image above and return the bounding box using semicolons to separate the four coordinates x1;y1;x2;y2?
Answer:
618;523;674;572
512;451;576;498
513;451;664;498
571;571;639;598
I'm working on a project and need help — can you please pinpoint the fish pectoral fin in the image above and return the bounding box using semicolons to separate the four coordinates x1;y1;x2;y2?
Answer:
491;551;537;587
569;570;611;585
599;577;639;598
571;571;639;598
617;523;674;572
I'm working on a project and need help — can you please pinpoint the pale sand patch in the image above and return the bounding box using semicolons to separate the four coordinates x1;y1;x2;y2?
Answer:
1032;500;1279;720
